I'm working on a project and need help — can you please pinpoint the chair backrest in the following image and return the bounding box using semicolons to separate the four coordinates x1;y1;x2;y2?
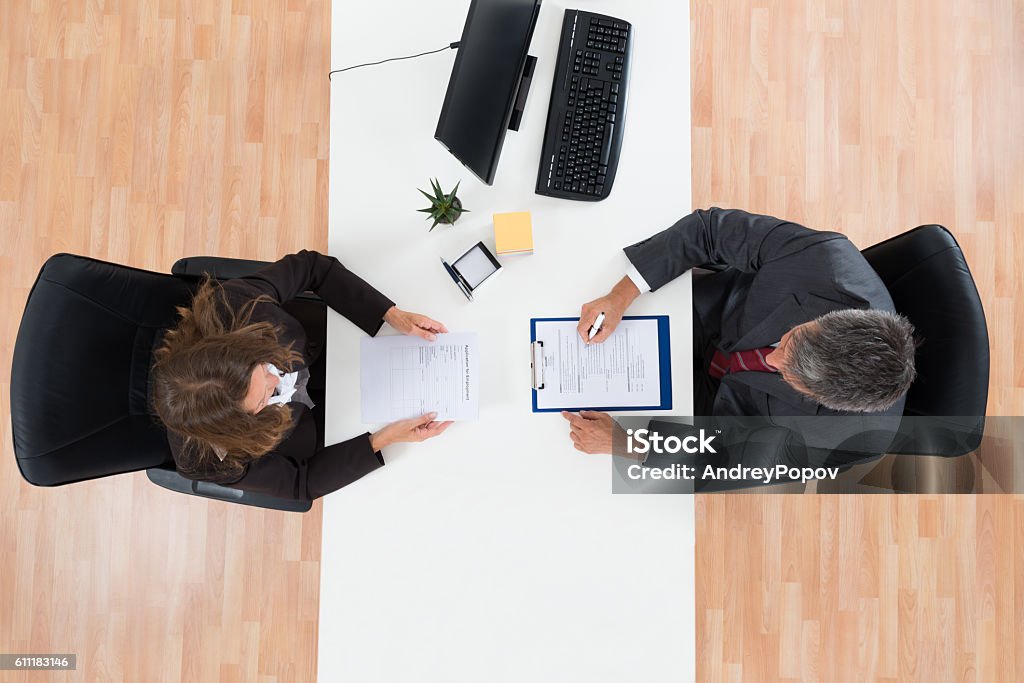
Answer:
11;254;198;486
861;225;990;454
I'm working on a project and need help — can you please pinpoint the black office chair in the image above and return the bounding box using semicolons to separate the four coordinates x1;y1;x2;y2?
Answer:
9;253;326;513
861;225;989;456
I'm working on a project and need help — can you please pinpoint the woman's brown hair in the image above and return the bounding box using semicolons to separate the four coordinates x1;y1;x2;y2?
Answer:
151;278;304;479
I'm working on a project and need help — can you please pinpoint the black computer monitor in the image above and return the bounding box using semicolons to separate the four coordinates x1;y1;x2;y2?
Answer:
435;0;541;185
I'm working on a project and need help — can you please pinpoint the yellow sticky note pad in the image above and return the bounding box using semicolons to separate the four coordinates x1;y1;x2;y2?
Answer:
493;212;534;255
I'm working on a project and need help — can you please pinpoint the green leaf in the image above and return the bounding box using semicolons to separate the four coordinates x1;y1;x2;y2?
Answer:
431;178;445;202
418;188;439;204
416;208;434;214
450;181;461;198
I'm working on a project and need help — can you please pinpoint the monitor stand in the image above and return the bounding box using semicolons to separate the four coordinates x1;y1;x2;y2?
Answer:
507;55;538;131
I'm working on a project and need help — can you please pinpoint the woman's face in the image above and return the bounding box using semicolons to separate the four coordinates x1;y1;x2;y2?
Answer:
243;363;281;414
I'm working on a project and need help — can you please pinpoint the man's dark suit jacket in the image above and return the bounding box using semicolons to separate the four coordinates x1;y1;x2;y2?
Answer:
163;250;395;501
624;208;905;454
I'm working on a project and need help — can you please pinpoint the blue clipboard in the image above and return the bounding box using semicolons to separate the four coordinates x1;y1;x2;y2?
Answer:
530;315;672;413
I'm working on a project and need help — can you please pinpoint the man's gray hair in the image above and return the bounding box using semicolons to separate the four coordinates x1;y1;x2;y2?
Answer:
787;309;917;413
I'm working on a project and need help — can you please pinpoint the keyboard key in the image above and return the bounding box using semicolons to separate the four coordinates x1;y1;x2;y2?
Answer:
600;124;614;165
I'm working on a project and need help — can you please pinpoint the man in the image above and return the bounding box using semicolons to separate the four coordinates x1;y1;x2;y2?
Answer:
563;208;917;456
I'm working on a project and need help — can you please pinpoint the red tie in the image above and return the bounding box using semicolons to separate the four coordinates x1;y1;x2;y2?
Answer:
708;346;778;379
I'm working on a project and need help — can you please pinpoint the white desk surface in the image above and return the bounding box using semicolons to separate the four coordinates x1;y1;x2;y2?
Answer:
323;1;693;681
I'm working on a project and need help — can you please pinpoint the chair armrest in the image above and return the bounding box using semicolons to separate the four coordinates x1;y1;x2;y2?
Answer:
146;467;312;513
171;256;323;303
171;256;273;280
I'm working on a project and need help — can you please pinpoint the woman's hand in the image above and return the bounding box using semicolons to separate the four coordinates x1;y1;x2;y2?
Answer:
576;276;641;344
384;306;448;341
370;412;453;451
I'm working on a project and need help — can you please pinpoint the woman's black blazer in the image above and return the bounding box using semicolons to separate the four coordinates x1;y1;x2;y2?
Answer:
165;250;395;501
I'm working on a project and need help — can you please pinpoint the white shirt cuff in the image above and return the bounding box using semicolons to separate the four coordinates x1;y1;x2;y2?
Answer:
625;262;652;293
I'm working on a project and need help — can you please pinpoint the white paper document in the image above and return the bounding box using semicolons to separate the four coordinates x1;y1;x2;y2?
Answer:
534;318;664;411
360;333;479;422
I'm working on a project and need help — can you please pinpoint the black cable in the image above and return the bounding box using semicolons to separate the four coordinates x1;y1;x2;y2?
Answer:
329;42;460;80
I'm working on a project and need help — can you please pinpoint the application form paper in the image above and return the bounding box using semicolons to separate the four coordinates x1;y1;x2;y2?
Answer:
360;333;479;422
532;317;670;411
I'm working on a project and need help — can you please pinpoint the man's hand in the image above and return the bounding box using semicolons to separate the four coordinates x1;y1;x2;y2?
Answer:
576;276;641;344
370;412;454;451
384;306;448;341
561;410;625;455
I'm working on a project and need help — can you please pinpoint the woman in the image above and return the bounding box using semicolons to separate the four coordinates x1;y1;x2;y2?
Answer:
151;250;452;501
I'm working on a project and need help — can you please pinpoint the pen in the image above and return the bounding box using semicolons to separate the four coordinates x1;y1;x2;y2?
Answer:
587;311;606;340
441;258;473;301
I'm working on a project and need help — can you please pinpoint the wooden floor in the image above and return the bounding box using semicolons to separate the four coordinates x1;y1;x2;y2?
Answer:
691;0;1024;681
0;0;1020;681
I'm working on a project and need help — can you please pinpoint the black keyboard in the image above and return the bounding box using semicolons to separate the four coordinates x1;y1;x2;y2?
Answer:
536;9;632;201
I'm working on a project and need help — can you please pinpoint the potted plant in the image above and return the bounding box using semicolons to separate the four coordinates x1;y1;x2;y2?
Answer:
417;178;469;231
